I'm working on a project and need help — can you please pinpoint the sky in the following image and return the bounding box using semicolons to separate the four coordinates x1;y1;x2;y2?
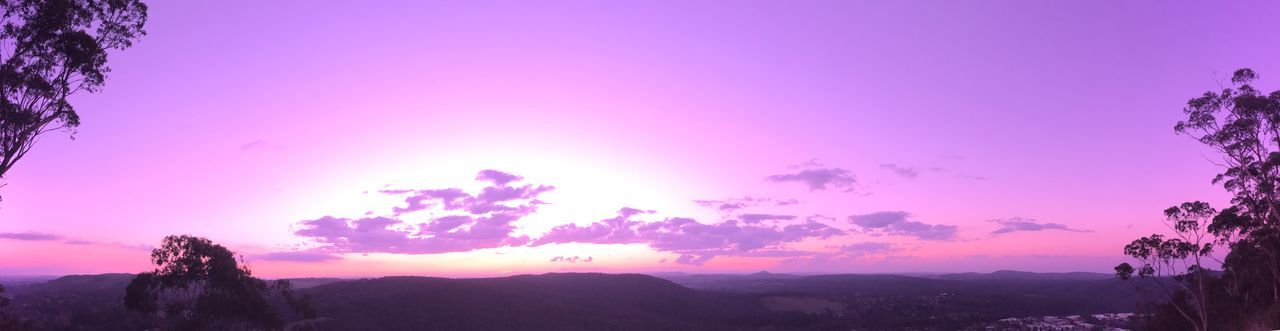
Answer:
1;0;1278;277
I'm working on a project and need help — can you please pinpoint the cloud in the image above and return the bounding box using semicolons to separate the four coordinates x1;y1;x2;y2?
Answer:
848;211;958;241
294;214;532;254
879;164;921;178
292;170;549;254
379;169;553;216
549;256;593;263
879;163;987;181
0;234;155;252
694;196;796;213
239;139;267;151
532;209;845;265
476;169;522;186
257;251;343;262
766;167;857;191
776;242;897;268
0;232;62;241
531;208;649;246
989;217;1090;235
739;214;797;224
953;173;988;181
675;254;715;265
840;242;895;257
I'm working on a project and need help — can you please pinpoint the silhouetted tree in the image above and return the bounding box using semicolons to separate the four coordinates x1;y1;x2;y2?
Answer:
124;235;311;330
1119;68;1280;329
1117;202;1218;331
0;0;147;185
0;283;33;330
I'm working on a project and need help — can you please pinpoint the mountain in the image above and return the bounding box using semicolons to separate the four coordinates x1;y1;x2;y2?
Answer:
658;271;1148;330
934;270;1114;281
279;277;345;289
2;274;151;330
0;276;58;288
0;271;1154;330
298;273;827;330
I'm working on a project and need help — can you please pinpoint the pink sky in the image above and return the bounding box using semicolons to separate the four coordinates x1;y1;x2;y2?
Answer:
1;0;1277;277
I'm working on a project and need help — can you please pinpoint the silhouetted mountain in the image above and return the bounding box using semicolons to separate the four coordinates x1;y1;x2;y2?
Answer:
0;271;1158;330
0;276;57;287
2;274;152;330
934;270;1114;281
298;273;829;330
660;271;1150;329
281;277;345;289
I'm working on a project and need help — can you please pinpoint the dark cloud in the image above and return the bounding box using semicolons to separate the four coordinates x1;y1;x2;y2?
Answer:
989;217;1090;234
257;251;343;262
292;170;549;254
766;167;857;191
848;211;957;241
532;209;845;266
879;164;921;178
0;232;61;241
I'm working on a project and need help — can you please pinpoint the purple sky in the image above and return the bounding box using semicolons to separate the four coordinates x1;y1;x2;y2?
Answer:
1;1;1277;277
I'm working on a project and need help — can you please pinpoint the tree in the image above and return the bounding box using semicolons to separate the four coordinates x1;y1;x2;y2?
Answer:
1118;68;1280;329
124;235;312;330
0;283;33;330
1117;201;1218;331
0;0;148;185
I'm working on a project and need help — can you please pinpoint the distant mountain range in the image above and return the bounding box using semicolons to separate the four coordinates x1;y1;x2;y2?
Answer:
0;271;1147;330
930;270;1114;281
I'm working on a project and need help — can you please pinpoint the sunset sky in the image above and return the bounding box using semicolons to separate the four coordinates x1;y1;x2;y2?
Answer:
1;1;1277;277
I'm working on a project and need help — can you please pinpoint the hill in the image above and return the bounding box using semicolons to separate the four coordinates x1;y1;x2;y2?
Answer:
659;271;1147;329
0;271;1156;330
2;274;151;330
934;270;1114;281
298;273;825;330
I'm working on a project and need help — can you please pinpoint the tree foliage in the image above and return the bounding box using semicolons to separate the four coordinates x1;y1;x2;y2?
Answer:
1119;69;1280;330
0;283;34;330
1117;202;1218;331
123;235;313;330
0;0;147;182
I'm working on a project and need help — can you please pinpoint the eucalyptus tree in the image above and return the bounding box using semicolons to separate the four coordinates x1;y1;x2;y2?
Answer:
0;0;147;183
124;235;314;330
1117;202;1218;331
1118;68;1280;329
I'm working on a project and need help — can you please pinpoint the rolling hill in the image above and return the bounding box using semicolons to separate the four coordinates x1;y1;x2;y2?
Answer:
0;271;1153;330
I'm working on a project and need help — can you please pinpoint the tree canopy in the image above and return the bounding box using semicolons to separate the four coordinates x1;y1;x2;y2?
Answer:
1119;68;1280;330
0;0;147;184
124;235;313;330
